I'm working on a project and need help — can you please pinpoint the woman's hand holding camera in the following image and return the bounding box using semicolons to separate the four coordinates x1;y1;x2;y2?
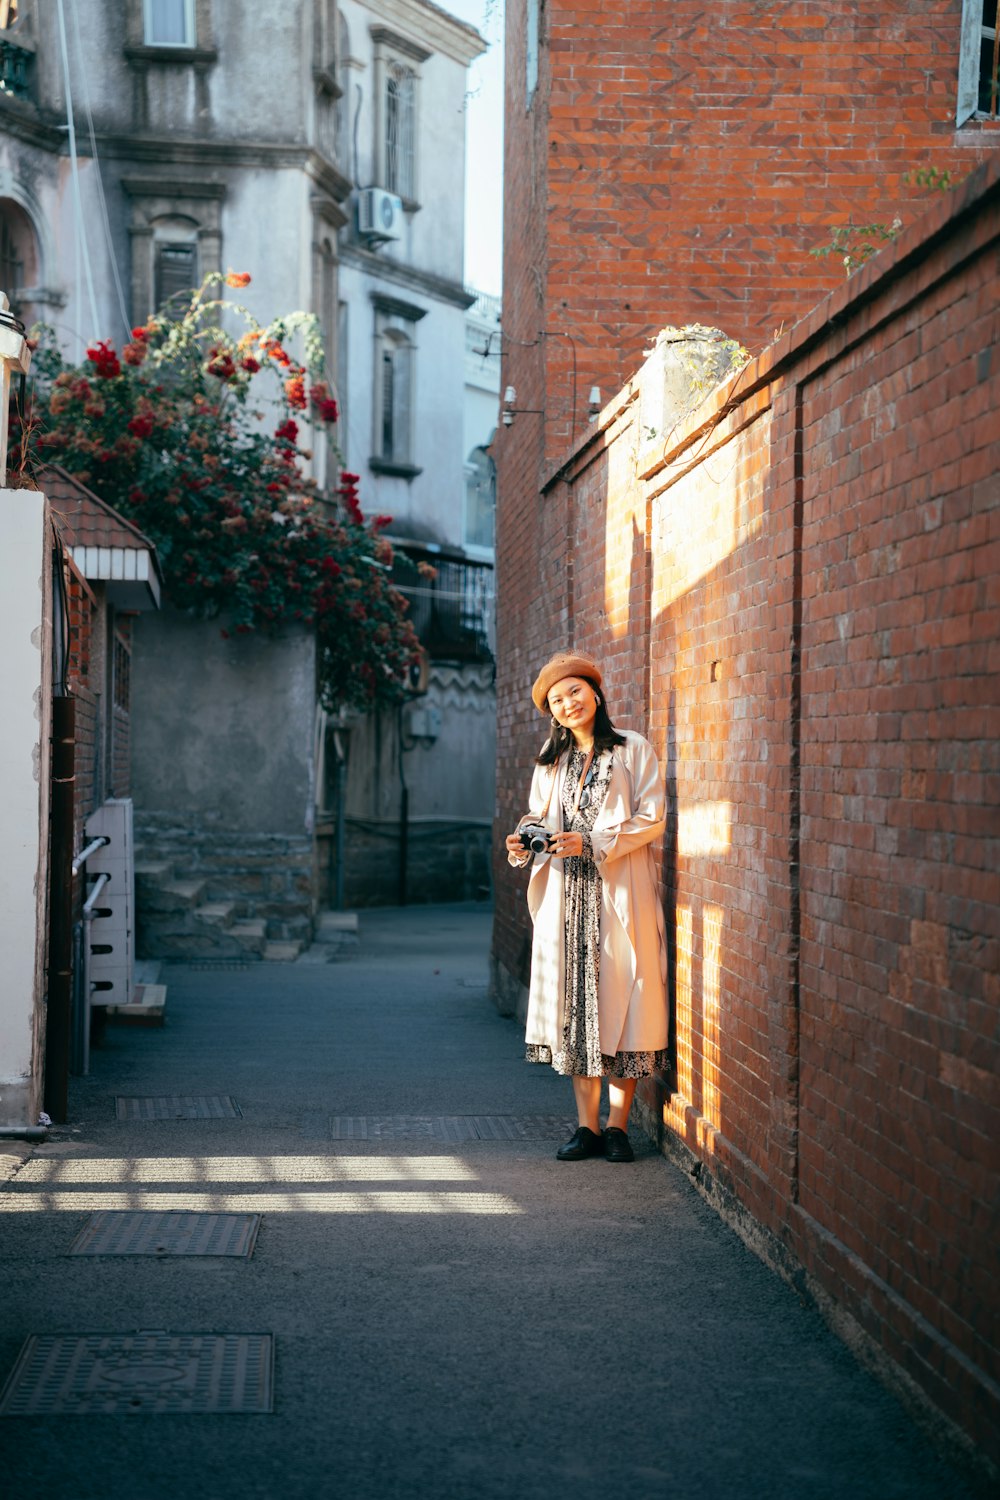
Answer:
549;831;584;858
506;829;584;859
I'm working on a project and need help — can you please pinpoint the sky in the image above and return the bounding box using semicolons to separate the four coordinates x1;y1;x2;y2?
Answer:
441;0;505;296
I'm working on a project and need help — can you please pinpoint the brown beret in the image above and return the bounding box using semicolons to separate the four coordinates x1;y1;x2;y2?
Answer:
531;651;603;713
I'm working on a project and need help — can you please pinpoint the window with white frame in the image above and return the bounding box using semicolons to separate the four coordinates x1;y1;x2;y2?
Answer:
958;0;999;123
144;0;194;46
372;27;429;205
526;0;539;106
385;63;416;199
371;295;425;476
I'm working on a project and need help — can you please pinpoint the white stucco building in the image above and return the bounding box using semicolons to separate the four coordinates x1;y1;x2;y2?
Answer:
0;0;498;917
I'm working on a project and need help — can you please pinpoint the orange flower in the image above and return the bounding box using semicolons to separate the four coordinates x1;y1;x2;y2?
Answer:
225;271;252;288
285;374;306;410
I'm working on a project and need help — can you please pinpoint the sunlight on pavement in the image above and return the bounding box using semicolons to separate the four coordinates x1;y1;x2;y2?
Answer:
0;1155;523;1214
0;1190;522;1215
15;1155;479;1183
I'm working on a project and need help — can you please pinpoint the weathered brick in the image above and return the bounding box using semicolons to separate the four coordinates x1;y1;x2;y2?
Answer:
495;8;1000;1450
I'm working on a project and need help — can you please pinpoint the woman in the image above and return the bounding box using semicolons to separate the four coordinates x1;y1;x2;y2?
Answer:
505;651;669;1163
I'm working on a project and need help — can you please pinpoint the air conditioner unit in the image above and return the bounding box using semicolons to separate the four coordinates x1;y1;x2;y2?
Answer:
358;187;403;244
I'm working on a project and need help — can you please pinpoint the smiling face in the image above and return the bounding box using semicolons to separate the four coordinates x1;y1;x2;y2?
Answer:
546;675;600;741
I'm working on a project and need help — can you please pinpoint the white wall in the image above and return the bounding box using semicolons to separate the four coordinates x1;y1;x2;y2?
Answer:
0;491;51;1126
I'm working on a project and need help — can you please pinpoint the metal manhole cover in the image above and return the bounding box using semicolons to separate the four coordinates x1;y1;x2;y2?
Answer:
328;1115;571;1141
115;1096;242;1121
0;1333;273;1415
69;1212;261;1258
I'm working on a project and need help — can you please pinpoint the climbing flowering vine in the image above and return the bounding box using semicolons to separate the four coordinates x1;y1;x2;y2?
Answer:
27;271;422;711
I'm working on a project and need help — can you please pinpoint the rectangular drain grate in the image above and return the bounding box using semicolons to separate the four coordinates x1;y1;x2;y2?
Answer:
115;1096;242;1121
69;1211;261;1258
328;1115;572;1141
0;1333;273;1415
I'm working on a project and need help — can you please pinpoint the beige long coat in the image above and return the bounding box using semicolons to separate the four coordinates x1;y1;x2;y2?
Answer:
511;730;668;1059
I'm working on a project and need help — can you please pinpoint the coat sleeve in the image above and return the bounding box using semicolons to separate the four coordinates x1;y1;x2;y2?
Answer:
590;736;665;870
506;761;554;867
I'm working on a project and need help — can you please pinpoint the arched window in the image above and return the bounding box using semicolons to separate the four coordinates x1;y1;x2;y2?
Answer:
385;63;415;200
0;198;40;322
152;218;199;313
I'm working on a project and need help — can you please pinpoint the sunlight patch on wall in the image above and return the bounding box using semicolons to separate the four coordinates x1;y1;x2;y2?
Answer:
651;411;769;613
701;904;723;1134
603;420;643;641
678;801;732;859
675;904;694;1106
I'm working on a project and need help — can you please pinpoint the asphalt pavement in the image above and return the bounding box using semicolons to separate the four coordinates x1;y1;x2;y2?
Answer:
0;903;990;1500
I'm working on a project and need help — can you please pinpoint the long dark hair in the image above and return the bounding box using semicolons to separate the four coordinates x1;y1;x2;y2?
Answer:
536;678;627;766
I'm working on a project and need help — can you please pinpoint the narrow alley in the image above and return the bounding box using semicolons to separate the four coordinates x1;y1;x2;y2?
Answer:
0;906;990;1499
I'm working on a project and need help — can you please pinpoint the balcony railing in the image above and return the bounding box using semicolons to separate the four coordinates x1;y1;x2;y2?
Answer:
0;39;32;97
393;547;494;664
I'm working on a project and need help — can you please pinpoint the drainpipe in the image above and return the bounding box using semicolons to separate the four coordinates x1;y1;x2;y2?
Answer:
333;730;347;911
44;694;75;1125
397;704;408;906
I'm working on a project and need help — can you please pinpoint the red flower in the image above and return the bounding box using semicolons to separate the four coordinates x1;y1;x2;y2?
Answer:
241;356;261;373
122;341;147;366
337;471;364;524
275;419;299;444
309;382;339;424
373;513;394;530
86;341;121;379
285;375;306;410
128;414;154;439
207;353;236;380
225;271;252;288
130;326;149;342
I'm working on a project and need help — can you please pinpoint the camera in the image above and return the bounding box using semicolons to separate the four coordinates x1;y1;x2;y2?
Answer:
518;823;552;855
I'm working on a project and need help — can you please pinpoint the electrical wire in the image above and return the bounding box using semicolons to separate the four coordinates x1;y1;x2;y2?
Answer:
55;0;99;341
68;0;132;342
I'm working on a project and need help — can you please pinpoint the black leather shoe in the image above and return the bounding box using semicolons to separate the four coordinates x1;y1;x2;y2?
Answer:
556;1126;604;1161
603;1126;635;1163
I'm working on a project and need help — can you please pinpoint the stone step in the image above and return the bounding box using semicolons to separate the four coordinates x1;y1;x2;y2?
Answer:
194;901;238;930
138;878;207;913
229;919;267;957
134;860;174;883
105;982;167;1028
315;910;359;937
263;940;304;962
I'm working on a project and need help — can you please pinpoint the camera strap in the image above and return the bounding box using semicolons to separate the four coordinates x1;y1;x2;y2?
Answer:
569;746;596;820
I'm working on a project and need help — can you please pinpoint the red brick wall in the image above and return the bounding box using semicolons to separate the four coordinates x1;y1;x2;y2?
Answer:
513;0;998;465
493;159;1000;1457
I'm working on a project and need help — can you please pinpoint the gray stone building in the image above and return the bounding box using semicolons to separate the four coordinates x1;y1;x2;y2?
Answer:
1;0;496;951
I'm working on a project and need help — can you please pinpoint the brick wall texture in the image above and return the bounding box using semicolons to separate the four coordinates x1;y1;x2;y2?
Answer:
507;0;999;464
493;133;1000;1460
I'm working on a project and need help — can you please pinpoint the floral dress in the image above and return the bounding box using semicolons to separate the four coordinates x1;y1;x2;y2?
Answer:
525;745;670;1079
